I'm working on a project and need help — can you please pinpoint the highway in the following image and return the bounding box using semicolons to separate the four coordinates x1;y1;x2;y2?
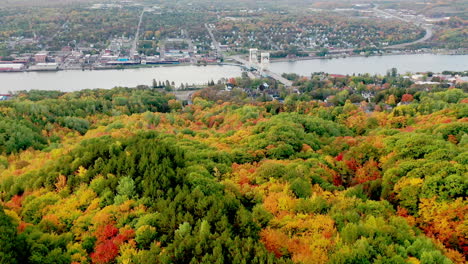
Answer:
373;6;411;23
130;9;145;57
205;23;222;57
385;26;432;49
374;6;433;50
229;55;293;87
328;7;433;54
264;70;293;87
173;90;193;102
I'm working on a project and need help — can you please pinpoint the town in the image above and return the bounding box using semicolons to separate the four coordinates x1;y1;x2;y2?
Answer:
0;1;467;264
0;0;465;73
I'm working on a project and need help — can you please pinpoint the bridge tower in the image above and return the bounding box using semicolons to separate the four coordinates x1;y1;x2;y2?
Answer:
260;52;270;71
249;48;258;67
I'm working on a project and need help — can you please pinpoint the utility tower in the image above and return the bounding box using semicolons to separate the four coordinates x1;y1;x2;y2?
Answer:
249;48;259;67
260;52;270;71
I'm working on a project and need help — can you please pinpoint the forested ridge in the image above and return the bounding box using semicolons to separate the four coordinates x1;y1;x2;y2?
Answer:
0;86;466;264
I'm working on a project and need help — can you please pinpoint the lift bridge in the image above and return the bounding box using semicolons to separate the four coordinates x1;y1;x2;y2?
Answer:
248;48;270;72
246;48;293;87
228;49;293;87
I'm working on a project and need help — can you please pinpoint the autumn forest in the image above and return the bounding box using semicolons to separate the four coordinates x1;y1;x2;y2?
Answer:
0;84;466;264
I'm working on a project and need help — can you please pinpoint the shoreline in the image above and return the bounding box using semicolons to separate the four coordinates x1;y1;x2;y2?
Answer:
0;52;466;74
267;51;467;63
0;62;222;73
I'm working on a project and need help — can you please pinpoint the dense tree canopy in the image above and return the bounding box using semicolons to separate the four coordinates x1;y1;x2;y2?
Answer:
0;87;466;263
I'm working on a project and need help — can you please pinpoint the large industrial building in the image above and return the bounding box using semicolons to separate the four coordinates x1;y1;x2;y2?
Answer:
28;63;59;71
0;63;25;72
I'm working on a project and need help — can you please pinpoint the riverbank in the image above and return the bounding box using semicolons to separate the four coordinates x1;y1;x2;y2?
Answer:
269;53;468;76
268;50;467;63
0;64;243;92
0;54;466;92
9;49;464;74
78;62;226;71
0;61;224;73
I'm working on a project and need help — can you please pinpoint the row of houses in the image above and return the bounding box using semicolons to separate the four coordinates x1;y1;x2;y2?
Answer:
410;74;468;85
0;94;12;101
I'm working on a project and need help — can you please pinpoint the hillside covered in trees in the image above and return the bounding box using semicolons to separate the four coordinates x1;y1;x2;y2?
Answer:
0;86;466;264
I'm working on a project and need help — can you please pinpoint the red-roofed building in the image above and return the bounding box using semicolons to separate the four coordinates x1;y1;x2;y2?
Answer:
329;74;347;78
35;52;48;63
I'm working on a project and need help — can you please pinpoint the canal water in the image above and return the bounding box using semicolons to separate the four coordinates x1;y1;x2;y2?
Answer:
0;54;466;92
270;54;467;76
0;65;242;93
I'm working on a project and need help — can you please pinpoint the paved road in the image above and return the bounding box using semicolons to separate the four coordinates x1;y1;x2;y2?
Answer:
264;70;293;87
173;90;193;101
229;55;293;87
374;7;433;49
373;7;411;23
374;7;433;50
329;7;433;53
385;26;432;49
205;23;222;57
130;9;145;57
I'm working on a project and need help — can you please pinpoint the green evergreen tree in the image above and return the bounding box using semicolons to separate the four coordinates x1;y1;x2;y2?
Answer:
0;206;18;264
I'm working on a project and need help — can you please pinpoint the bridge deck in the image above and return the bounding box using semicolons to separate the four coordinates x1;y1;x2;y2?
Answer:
264;70;293;87
229;55;293;87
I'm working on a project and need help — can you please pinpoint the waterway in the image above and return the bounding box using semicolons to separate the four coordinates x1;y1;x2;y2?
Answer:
0;54;466;93
0;65;242;93
269;54;467;76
